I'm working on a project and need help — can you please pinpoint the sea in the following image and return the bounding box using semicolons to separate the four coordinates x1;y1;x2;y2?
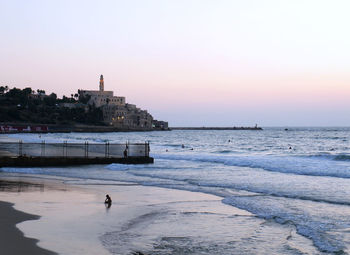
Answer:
2;127;350;254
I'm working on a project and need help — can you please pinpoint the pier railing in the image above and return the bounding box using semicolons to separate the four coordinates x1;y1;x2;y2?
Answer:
0;141;150;158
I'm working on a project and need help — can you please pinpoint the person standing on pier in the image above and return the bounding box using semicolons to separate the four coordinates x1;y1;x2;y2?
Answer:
123;147;128;158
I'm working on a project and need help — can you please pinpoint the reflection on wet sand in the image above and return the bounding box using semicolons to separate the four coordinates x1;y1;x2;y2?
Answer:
0;180;44;192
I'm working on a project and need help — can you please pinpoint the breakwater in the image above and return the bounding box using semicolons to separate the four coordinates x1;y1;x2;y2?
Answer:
171;126;262;130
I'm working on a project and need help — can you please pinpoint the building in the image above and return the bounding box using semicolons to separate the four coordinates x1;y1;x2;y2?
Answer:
152;120;169;130
79;75;156;130
79;75;125;108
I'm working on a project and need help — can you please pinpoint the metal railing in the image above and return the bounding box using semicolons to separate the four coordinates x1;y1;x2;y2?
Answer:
0;141;150;158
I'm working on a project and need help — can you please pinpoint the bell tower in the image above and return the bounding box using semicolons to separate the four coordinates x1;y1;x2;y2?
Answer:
99;74;104;91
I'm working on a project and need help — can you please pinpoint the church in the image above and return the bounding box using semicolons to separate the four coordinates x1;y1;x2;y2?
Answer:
79;75;155;130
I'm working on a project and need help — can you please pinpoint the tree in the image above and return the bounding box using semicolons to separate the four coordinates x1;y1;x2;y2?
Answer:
49;93;57;100
43;93;57;106
22;87;32;96
37;89;46;95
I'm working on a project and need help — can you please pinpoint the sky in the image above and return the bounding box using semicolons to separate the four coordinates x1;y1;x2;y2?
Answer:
1;0;350;126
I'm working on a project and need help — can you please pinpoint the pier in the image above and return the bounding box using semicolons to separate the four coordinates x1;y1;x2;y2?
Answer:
171;126;263;130
0;141;153;167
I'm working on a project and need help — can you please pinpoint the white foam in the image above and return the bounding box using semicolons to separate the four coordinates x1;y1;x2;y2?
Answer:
154;153;350;179
105;164;130;171
223;195;349;253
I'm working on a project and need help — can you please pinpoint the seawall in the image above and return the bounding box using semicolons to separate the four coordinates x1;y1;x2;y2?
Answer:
0;123;170;133
171;127;263;130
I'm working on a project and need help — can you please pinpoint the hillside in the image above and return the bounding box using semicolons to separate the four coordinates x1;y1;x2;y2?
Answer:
0;86;105;126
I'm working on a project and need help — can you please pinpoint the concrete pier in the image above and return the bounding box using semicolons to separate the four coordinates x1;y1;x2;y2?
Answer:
0;141;153;167
0;156;154;167
171;126;263;130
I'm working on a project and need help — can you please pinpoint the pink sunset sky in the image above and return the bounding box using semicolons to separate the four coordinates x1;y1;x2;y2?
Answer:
1;0;350;126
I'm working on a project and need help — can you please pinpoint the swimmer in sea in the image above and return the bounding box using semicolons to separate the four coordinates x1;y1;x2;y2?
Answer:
105;194;112;207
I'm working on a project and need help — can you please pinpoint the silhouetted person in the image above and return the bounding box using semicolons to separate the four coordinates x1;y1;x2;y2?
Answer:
105;194;112;207
181;144;185;148
123;148;128;158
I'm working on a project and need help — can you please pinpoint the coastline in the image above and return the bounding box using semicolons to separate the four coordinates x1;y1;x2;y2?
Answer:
0;174;319;255
0;175;252;255
0;123;263;134
0;201;56;255
0;123;170;134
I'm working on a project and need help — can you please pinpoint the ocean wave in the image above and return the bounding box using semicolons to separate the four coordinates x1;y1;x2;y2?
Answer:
302;153;350;162
0;167;44;174
223;195;348;254
105;163;156;171
334;154;350;161
6;133;83;144
153;153;350;178
213;150;233;154
128;169;350;208
161;144;185;148
105;164;130;171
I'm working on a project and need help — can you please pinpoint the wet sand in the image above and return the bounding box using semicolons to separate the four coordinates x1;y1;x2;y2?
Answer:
0;175;252;254
0;174;319;255
0;201;56;255
0;179;55;254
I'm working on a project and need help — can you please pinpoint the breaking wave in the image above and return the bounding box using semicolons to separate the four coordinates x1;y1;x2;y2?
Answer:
153;153;350;179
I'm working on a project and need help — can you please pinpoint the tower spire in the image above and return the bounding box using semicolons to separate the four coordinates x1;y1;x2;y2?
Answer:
99;74;104;91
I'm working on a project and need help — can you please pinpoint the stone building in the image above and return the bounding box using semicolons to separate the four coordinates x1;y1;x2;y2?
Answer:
153;120;169;130
79;75;125;108
79;75;154;130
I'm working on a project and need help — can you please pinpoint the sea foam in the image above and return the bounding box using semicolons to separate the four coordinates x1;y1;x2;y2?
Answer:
153;153;350;179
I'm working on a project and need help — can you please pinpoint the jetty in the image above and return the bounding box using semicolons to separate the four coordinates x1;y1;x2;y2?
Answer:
0;141;153;167
171;126;263;130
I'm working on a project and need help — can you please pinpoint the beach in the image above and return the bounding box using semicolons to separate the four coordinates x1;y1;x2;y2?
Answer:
0;174;254;255
2;128;350;254
0;200;55;255
0;173;319;255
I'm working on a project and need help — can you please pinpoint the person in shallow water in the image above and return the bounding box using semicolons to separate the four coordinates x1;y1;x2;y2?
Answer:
105;194;112;206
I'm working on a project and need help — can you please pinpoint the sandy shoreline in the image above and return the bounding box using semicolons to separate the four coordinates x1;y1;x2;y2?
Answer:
0;173;319;255
0;200;56;255
0;175;254;255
